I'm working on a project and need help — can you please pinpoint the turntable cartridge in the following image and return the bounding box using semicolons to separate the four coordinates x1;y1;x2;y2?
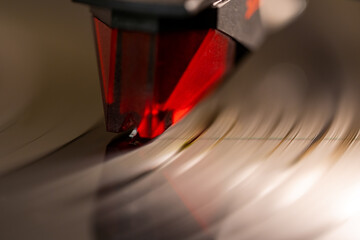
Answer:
72;0;266;138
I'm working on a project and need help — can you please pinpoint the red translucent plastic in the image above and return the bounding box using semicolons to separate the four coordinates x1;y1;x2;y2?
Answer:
93;17;236;138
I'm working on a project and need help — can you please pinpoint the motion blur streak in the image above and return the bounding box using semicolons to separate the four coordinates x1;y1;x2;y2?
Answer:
94;1;360;239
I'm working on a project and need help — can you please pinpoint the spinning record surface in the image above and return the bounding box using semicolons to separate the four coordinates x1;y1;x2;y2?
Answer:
1;0;360;240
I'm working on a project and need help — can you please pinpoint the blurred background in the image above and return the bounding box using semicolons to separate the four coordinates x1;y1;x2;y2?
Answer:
0;0;360;239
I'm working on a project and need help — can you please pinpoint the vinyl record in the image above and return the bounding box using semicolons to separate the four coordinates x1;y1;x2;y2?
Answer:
1;0;360;240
